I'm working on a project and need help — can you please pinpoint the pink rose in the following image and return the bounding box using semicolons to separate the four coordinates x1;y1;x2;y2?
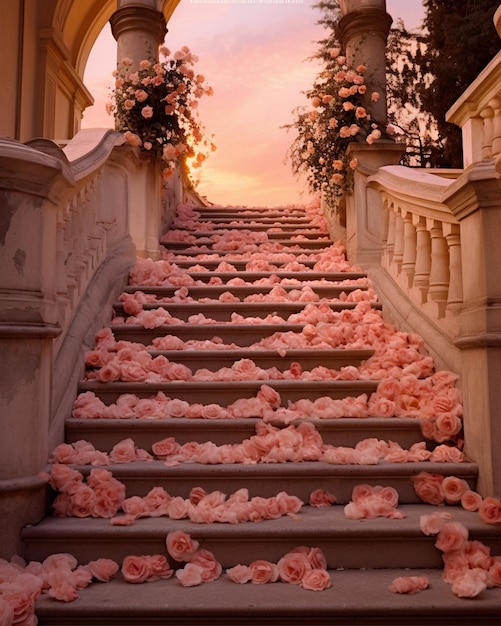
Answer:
389;576;429;594
69;485;96;518
189;549;222;582
451;569;487;598
152;437;181;458
435;522;469;553
461;490;483;512
166;530;199;562
479;497;501;524
309;489;337;508
121;556;150;583
441;476;469;504
412;472;445;505
226;564;252;584
95;360;121;382
86;558;119;582
141;105;153;119
301;568;331;591
109;438;138;463
248;560;279;584
257;384;281;409
120;362;148;382
419;512;453;536
175;563;204;587
147;555;173;581
122;496;150;519
201;404;229;419
277;551;312;585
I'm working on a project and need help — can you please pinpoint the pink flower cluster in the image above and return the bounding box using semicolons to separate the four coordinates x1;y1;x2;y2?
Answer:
166;531;222;587
42;465;126;518
226;546;330;591
420;518;501;598
344;484;403;520
412;472;501;524
111;486;303;526
49;438;152;465
0;553;118;618
151;422;464;467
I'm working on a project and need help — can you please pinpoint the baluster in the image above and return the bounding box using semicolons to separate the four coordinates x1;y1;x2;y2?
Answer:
443;223;463;306
392;208;404;273
489;97;501;157
427;219;450;317
385;204;396;265
413;216;431;303
401;211;417;288
480;106;494;159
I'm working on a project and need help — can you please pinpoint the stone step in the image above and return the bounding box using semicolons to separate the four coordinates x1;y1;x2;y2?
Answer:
172;259;320;270
172;225;325;233
109;322;309;345
32;566;501;626
62;461;478;505
78;380;380;405
114;301;379;322
118;284;364;300
163;239;331;251
127;271;368;283
162;249;328;258
129;348;374;371
23;504;491;569
66;416;425;450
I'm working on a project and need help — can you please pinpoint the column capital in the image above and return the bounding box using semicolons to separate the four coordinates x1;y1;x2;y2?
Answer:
110;5;167;47
337;8;393;44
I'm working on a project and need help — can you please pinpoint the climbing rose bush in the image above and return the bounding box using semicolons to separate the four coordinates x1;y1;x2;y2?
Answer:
108;45;215;182
286;48;388;206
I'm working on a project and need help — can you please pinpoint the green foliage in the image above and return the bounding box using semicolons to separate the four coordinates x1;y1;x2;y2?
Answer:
418;0;500;166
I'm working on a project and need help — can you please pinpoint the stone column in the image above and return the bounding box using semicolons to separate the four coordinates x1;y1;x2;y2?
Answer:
337;0;393;123
110;1;167;68
109;1;168;260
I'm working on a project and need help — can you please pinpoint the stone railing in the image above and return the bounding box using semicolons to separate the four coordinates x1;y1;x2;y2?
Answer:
348;154;501;497
0;128;192;556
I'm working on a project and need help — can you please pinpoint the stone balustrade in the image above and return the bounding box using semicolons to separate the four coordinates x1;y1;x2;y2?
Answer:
0;128;184;553
371;166;462;324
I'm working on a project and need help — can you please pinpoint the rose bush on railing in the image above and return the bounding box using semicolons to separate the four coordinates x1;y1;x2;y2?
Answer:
108;45;215;182
286;48;389;208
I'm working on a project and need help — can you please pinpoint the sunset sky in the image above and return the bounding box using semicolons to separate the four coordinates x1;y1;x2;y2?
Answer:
82;1;425;207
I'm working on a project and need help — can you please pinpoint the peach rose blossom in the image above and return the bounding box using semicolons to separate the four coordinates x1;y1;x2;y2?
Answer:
277;551;312;584
147;555;173;581
0;598;14;625
86;558;119;582
248;560;279;584
226;564;252;584
166;530;200;562
435;522;469;553
301;568;331;591
309;489;337;508
388;576;429;594
175;563;204;587
70;485;96;518
190;549;222;582
479;496;501;524
461;490;483;512
419;511;453;536
451;569;487;598
441;476;470;504
429;445;464;463
152;437;181;458
412;472;445;505
121;555;169;584
488;558;501;587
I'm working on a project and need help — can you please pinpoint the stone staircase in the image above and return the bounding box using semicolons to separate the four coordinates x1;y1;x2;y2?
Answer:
22;203;501;624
